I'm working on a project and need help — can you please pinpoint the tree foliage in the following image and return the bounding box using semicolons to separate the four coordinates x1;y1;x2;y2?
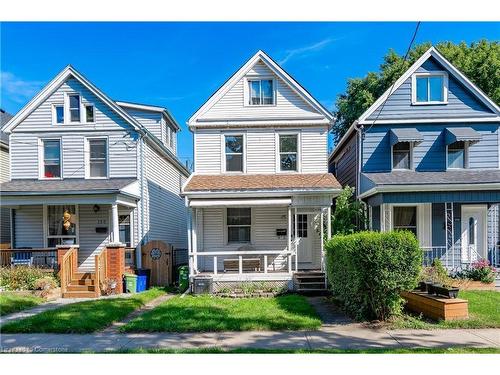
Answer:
332;40;500;143
331;186;366;236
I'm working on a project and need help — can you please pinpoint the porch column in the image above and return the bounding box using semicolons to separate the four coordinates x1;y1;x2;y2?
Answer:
327;206;332;240
187;206;193;276
192;208;198;273
111;203;119;243
320;208;324;271
288;206;293;271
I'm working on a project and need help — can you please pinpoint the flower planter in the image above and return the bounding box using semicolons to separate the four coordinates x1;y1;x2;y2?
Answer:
433;285;460;299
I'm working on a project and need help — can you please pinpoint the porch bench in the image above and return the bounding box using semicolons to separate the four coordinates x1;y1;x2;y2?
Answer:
223;257;261;273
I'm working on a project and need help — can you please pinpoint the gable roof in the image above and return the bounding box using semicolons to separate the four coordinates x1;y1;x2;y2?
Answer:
188;50;334;127
358;46;500;124
2;65;146;135
0;109;13;146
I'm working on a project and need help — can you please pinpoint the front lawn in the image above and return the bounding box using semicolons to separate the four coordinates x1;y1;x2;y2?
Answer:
121;294;321;332
0;292;44;316
1;288;165;333
392;290;500;329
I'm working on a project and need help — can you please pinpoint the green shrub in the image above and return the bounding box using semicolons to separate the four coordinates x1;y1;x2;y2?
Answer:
0;267;59;291
325;231;423;321
420;259;452;285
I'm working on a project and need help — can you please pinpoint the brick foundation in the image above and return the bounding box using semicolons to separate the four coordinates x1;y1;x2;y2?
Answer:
105;244;125;290
56;245;79;274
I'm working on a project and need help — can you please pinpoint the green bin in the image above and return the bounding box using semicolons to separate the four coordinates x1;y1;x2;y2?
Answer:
178;266;189;292
124;274;138;293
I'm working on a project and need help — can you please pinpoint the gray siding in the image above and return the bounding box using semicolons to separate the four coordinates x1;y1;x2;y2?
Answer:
78;204;111;271
367;57;495;121
1;146;10;243
363;123;499;172
14;205;44;248
330;131;358;189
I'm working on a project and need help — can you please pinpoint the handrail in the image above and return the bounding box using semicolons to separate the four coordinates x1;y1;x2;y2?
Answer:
60;248;77;295
94;249;107;297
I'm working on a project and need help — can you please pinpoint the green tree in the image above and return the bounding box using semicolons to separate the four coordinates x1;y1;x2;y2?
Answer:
332;40;500;143
331;186;366;236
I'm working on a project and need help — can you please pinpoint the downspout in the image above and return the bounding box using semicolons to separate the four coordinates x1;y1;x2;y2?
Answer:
137;135;145;268
354;121;368;229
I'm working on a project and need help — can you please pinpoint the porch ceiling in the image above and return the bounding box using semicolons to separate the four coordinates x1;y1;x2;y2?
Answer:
189;197;292;207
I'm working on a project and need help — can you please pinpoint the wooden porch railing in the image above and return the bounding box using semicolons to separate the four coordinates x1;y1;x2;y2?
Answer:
0;248;58;270
95;248;108;297
60;247;77;295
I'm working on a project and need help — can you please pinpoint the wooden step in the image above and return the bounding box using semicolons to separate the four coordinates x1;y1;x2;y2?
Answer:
62;291;97;298
73;272;95;280
71;278;95;286
66;284;96;292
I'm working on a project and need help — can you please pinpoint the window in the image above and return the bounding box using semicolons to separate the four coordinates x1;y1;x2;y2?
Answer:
392;142;411;170
85;104;94;122
54;105;64;124
447;141;466;169
248;79;274;105
42;139;61;178
69;94;81;122
393;206;417;236
225;135;244;172
413;73;447;104
46;205;77;247
468;217;476;245
227;208;251;243
169;128;174;148
296;214;308;238
88;139;108;178
165;125;170;146
279;134;298;171
119;214;131;247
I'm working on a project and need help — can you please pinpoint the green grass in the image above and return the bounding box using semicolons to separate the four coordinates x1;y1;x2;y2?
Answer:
1;288;165;333
121;294;321;332
392;290;500;329
0;292;44;316
103;347;500;354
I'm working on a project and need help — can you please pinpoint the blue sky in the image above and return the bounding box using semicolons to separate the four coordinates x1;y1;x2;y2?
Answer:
1;22;499;166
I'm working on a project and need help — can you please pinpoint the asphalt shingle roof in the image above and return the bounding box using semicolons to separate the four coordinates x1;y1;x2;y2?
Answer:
0;109;13;145
362;170;500;186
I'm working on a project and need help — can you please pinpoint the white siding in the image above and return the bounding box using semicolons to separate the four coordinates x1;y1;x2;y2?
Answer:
78;204;111;271
194;127;329;174
1;147;11;243
197;62;323;122
14;205;44;248
0;147;9;182
122;108;162;141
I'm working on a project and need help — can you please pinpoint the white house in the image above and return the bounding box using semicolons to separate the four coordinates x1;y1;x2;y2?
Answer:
183;51;342;292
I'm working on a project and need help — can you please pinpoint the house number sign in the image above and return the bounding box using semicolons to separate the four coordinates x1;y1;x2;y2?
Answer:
150;248;162;260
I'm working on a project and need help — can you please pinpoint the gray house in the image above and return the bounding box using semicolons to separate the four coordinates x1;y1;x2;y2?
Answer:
0;109;13;247
1;66;189;275
329;47;500;270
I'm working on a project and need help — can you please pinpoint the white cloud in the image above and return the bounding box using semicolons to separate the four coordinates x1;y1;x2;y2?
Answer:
278;38;336;65
1;71;44;104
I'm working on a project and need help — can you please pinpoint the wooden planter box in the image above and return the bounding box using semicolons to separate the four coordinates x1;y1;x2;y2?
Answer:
451;280;496;291
401;291;469;321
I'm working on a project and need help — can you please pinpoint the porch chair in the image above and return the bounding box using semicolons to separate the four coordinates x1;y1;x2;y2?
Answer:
11;249;33;267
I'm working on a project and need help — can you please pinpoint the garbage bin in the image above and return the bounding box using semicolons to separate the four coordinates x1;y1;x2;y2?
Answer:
178;265;189;292
136;275;147;292
124;274;138;293
136;269;151;289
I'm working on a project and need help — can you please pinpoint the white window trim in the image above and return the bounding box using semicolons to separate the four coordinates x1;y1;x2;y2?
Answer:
43;204;80;248
221;132;246;174
391;142;414;171
223;207;254;245
446;140;469;170
51;103;65;125
243;76;277;107
411;71;449;105
83;103;96;124
84;136;109;179
275;131;301;173
38;138;63;180
118;210;134;248
64;92;83;124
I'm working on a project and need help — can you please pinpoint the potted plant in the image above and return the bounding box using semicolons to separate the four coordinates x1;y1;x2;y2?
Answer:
433;285;460;299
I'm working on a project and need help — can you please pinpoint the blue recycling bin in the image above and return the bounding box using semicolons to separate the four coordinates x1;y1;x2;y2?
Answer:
136;269;151;289
136;275;147;292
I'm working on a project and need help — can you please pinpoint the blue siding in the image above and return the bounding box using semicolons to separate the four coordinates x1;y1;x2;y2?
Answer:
371;205;380;231
376;191;500;204
367;57;495;121
432;203;446;247
362;123;499;172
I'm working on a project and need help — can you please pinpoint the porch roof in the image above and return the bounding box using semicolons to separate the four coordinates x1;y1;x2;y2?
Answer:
362;170;500;186
183;173;341;194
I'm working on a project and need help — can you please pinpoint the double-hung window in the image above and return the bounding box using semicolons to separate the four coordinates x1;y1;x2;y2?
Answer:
227;208;251;243
87;138;108;178
392;142;412;170
119;214;131;247
413;73;447;104
42;139;61;178
447;141;467;169
248;79;274;105
225;135;244;172
85;104;94;122
393;206;417;236
279;134;298;172
68;94;81;122
46;205;77;247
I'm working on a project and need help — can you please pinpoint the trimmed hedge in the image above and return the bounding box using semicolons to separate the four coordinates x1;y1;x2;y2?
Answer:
325;231;423;321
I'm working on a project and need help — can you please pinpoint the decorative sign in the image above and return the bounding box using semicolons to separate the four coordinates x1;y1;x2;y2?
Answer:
150;248;162;260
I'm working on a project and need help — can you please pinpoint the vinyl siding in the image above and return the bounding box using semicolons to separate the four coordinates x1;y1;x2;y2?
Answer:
194;127;329;174
362;123;499;172
330;131;358;189
1;147;10;243
142;142;187;250
13;205;44;248
367;57;495;121
78;204;111;271
122;108;162;140
0;147;9;181
197;62;323;122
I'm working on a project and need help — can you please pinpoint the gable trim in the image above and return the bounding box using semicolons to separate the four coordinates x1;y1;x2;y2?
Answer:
358;47;500;123
188;50;334;127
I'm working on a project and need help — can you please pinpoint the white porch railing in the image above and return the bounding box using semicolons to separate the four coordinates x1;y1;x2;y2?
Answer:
422;245;485;271
189;249;296;276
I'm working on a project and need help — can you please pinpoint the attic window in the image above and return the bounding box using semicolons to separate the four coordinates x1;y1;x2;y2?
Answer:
69;94;81;122
248;79;274;105
412;72;448;104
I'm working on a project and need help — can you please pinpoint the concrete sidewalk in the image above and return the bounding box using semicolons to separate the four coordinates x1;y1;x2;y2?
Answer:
1;326;498;353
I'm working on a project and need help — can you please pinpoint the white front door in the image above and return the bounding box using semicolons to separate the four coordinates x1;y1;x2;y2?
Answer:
296;214;313;263
461;205;487;262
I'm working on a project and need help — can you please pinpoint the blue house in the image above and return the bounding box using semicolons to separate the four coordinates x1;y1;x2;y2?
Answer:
329;47;500;270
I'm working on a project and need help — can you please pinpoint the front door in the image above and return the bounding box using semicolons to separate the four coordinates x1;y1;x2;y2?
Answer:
461;205;487;262
296;214;313;263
